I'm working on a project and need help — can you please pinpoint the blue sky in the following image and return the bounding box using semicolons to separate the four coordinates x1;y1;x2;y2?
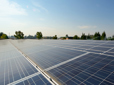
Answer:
0;0;114;37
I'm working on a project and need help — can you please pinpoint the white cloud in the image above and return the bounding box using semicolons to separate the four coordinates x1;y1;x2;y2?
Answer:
78;26;97;29
32;1;48;13
0;0;27;16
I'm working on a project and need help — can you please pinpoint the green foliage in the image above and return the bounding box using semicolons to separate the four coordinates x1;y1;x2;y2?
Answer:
73;35;79;39
112;35;114;40
36;32;43;39
107;35;114;40
0;32;3;37
101;31;106;40
86;34;91;39
63;37;66;39
81;33;86;40
0;32;8;39
1;34;8;39
53;35;57;39
14;31;24;39
93;32;101;40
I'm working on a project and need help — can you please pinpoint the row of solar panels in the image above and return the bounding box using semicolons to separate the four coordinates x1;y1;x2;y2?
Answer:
0;40;114;85
10;40;114;85
0;40;51;85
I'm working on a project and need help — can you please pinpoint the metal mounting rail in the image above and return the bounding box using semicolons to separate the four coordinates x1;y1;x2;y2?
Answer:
9;41;59;85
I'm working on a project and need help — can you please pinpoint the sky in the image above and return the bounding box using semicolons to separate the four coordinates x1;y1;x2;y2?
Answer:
0;0;114;37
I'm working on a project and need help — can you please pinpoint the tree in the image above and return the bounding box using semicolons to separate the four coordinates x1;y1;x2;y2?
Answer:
93;32;101;40
53;35;57;39
73;35;79;39
66;34;68;38
81;33;86;40
112;35;114;40
36;32;43;39
0;32;3;37
0;32;8;39
101;31;106;40
1;34;8;39
86;34;91;39
14;31;24;39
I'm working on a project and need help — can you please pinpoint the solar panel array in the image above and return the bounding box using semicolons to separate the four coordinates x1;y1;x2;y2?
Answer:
0;40;51;85
0;40;114;85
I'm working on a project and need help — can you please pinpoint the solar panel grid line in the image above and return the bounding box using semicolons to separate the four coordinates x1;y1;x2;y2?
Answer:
30;48;86;69
45;52;89;71
42;44;88;52
69;64;111;84
76;60;113;81
25;56;58;85
15;58;36;83
0;56;21;62
29;55;59;69
15;57;34;84
43;43;114;57
26;47;54;56
9;58;14;83
61;43;113;49
106;51;114;53
80;42;108;50
103;47;114;54
5;43;41;84
99;71;114;85
18;56;35;77
10;41;57;85
38;74;49;85
46;53;113;84
7;59;10;84
17;56;34;82
48;69;82;85
46;55;95;84
13;57;24;84
23;46;86;69
8;72;40;85
48;66;86;85
3;58;6;85
64;44;114;57
18;57;37;73
86;49;104;53
16;57;29;78
5;40;114;85
45;40;105;46
80;59;114;84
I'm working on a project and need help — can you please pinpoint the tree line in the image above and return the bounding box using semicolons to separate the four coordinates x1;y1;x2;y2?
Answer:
0;31;114;40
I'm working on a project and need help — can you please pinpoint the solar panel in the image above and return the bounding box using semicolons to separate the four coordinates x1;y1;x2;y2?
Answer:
0;40;114;85
0;40;51;85
47;53;114;85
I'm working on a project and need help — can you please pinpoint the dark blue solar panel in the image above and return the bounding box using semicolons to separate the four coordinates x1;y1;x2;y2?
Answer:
47;53;114;85
15;74;52;85
0;40;52;85
8;40;114;85
11;43;86;69
107;49;114;53
85;49;103;53
90;47;111;51
100;44;114;48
